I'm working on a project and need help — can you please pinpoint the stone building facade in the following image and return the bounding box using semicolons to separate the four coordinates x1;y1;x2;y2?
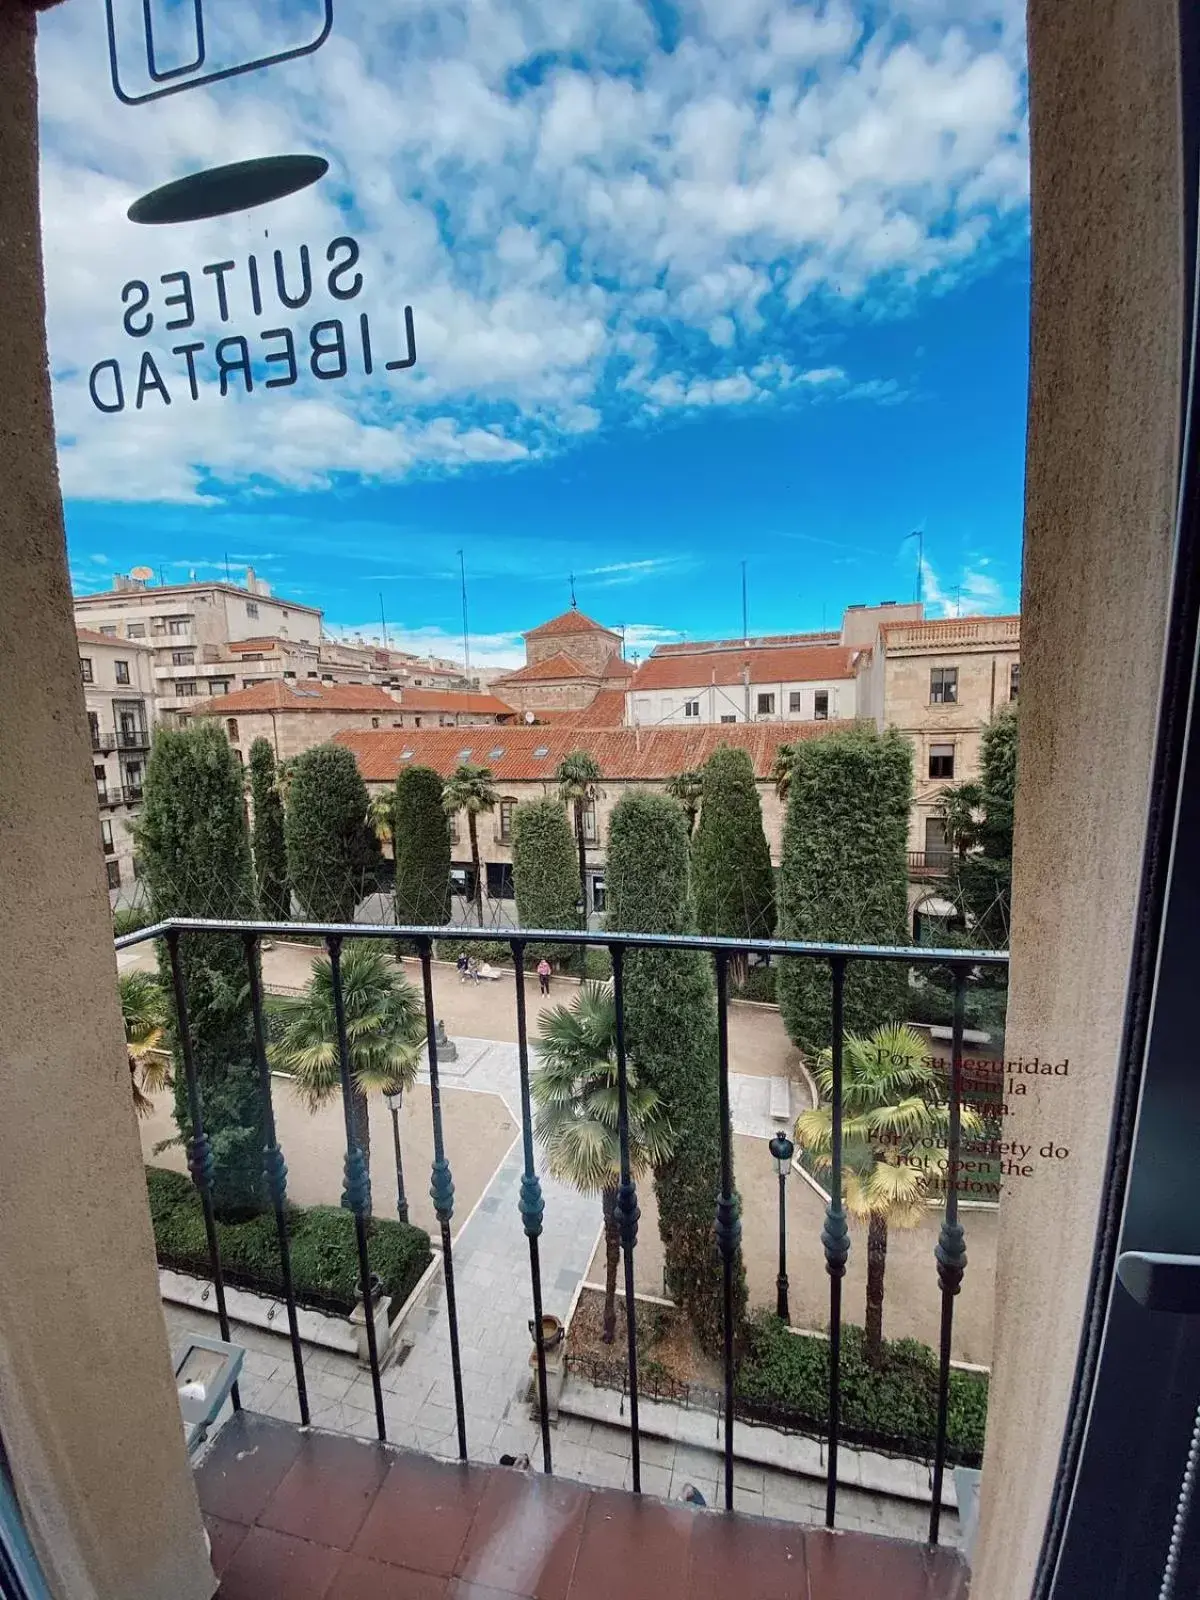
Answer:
492;607;633;714
77;628;156;896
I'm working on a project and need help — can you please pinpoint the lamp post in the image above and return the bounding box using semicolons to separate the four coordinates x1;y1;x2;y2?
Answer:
384;1087;409;1224
768;1129;795;1322
576;892;586;931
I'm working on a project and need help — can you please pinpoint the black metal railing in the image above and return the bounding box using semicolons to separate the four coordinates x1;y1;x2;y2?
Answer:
114;917;1007;1543
91;728;151;753
908;850;954;875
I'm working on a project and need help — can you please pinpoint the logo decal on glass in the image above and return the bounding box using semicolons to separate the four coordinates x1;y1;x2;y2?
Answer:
105;0;333;106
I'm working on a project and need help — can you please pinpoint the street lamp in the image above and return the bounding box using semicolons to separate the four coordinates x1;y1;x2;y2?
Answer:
768;1128;795;1323
575;893;586;931
384;1087;408;1225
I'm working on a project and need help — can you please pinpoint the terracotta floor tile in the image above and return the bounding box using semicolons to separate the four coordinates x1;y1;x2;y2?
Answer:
328;1554;451;1599
203;1513;248;1577
456;1471;589;1600
447;1584;526;1600
925;1546;971;1599
353;1452;490;1576
687;1509;806;1600
259;1431;392;1550
804;1527;934;1600
214;1525;345;1600
195;1411;304;1526
567;1489;697;1600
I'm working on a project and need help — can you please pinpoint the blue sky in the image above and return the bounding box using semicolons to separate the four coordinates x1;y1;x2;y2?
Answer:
40;0;1028;669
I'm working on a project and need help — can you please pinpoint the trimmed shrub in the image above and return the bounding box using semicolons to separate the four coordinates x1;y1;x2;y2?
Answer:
285;744;382;921
145;1166;432;1320
777;726;912;1055
733;964;777;1004
513;797;583;968
692;745;775;947
136;722;264;1218
605;790;747;1353
248;738;290;922
735;1310;987;1467
113;905;150;937
394;765;452;934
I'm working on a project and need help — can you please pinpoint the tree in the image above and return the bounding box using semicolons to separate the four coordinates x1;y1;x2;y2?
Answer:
393;765;452;932
136;721;265;1217
691;746;775;972
271;942;425;1216
605;790;747;1351
369;792;394;857
284;744;382;922
532;983;672;1341
442;763;497;926
665;769;703;837
248;738;290;922
795;1023;981;1364
120;969;171;1118
556;749;603;920
776;727;912;1056
512;797;580;970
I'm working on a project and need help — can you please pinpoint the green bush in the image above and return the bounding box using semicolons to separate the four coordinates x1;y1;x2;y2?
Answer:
145;1166;432;1319
735;1310;987;1466
113;906;151;937
733;964;777;1004
435;937;515;967
394;765;452;937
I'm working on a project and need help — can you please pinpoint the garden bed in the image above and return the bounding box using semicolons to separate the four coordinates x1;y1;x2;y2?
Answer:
145;1166;432;1322
567;1286;722;1391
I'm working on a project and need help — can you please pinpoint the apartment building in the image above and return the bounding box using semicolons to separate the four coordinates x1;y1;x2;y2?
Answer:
187;679;515;764
77;628;155;894
626;639;859;726
856;612;1021;868
492;607;633;713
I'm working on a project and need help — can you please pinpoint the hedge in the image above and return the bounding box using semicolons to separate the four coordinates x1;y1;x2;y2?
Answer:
733;964;777;1004
146;1166;432;1320
735;1310;987;1466
114;906;151;937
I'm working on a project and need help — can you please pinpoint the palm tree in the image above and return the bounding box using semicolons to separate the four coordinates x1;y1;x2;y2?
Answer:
770;742;798;800
533;983;673;1342
442;763;497;925
794;1022;981;1365
665;769;703;837
369;792;395;857
556;750;603;921
119;969;171;1118
271;943;425;1216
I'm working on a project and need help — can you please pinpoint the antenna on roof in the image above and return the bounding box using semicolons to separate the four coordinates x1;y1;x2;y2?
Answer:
741;560;748;644
569;572;577;609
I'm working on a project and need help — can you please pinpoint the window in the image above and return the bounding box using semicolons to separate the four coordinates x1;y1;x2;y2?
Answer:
924;816;951;867
209;680;230;695
88;712;100;748
175;680;198;697
371;717;380;728
684;699;700;718
307;670;318;678
283;671;296;680
928;743;955;780
123;761;143;798
814;690;829;720
93;763;106;784
100;820;114;854
171;649;194;666
583;800;598;843
114;660;130;684
232;748;244;766
126;622;146;638
788;691;803;713
246;601;259;618
498;798;516;841
414;715;422;728
486;862;514;900
448;812;459;843
756;692;776;715
533;745;550;758
167;618;188;635
930;666;958;704
99;624;117;637
80;656;93;683
488;746;505;760
1010;662;1020;701
720;714;736;724
225;718;239;742
106;859;121;890
591;873;606;914
322;673;334;683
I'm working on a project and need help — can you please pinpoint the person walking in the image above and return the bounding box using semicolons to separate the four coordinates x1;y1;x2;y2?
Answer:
456;951;470;983
537;957;552;996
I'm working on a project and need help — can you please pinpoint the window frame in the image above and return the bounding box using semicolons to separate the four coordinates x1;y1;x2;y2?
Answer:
80;656;93;684
928;742;956;780
756;691;776;715
114;660;130;685
929;666;958;704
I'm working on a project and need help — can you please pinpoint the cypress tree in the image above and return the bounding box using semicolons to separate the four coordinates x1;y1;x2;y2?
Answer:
136;722;265;1218
285;744;382;922
691;746;776;954
777;726;912;1056
394;764;452;930
512;796;580;969
605;791;746;1352
248;737;290;922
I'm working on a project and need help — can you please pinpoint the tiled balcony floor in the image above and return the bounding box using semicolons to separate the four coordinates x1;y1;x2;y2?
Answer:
196;1412;969;1599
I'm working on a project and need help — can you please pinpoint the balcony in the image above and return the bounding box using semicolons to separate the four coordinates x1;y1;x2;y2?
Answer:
116;917;1002;1599
907;851;954;877
97;784;143;807
116;726;151;751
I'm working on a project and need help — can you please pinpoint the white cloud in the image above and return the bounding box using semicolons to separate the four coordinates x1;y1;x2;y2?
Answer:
37;0;1027;502
920;557;1009;617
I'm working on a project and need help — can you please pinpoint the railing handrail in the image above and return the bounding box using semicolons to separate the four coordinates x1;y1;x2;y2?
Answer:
114;915;1009;965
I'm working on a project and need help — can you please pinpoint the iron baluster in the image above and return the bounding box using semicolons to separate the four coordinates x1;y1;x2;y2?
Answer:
823;956;849;1527
929;965;969;1544
611;946;642;1492
165;929;240;1412
326;935;387;1442
243;932;308;1425
713;950;741;1513
511;939;552;1475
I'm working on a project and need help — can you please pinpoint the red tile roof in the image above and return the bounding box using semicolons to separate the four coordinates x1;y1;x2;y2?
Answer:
336;720;843;783
493;650;597;684
653;631;840;655
629;644;857;692
570;689;627;728
389;689;515;717
600;652;634;679
192;681;400;715
523;608;619;640
76;627;152;650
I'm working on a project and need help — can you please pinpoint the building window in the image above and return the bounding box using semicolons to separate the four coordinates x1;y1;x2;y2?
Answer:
123;761;143;799
448;812;460;843
414;715;422;728
307;670;319;678
106;859;121;890
583;800;598;843
209;680;230;695
756;692;776;715
127;622;146;638
498;798;516;841
591;872;606;914
101;820;115;854
371;717;380;729
167;618;188;635
684;699;700;718
225;718;239;742
930;666;958;704
928;743;956;780
814;690;829;720
80;656;93;683
100;624;117;637
232;748;244;766
94;763;106;785
176;680;198;697
246;601;259;618
114;660;130;685
788;691;802;713
171;649;194;666
720;714;736;724
283;671;296;680
88;712;100;748
486;862;514;900
925;816;951;867
1010;662;1020;701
